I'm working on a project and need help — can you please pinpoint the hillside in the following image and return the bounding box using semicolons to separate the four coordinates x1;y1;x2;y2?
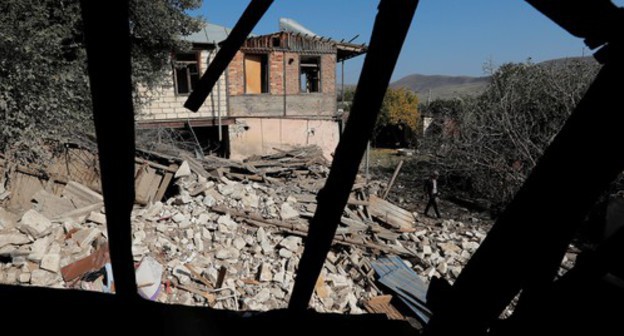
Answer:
388;56;596;101
390;74;489;100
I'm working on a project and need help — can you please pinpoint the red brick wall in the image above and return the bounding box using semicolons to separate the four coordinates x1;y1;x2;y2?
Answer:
321;54;336;94
284;52;300;95
227;51;245;96
269;52;284;94
228;51;337;98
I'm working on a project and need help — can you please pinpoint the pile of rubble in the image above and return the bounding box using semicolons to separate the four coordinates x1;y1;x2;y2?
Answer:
0;145;580;320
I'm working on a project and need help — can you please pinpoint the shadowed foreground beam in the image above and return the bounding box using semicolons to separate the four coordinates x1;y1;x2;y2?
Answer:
288;0;420;311
80;1;138;300
184;0;273;112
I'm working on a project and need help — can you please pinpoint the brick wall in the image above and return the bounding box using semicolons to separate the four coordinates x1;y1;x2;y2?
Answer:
137;49;228;121
321;54;336;94
269;52;284;94
227;51;245;96
284;52;300;95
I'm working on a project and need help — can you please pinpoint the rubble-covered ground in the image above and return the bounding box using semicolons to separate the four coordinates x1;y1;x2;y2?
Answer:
0;145;580;320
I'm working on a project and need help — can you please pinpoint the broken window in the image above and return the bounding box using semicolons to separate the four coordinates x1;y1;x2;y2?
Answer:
173;52;200;95
300;56;321;93
244;54;269;94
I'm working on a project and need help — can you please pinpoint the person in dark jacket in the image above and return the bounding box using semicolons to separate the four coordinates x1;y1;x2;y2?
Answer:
424;170;441;218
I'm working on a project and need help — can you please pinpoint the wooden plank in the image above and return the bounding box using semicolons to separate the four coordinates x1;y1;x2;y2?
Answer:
154;165;175;202
368;195;415;229
145;173;163;204
134;158;178;173
382;160;404;200
363;295;405;320
244;54;262;94
135;166;157;205
369;195;415;221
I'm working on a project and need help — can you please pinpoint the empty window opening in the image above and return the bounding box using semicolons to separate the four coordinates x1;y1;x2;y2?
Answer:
173;52;200;95
244;54;269;94
300;56;320;93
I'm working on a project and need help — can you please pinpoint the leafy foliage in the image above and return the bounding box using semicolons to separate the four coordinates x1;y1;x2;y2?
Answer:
424;58;600;205
0;0;202;163
373;87;420;147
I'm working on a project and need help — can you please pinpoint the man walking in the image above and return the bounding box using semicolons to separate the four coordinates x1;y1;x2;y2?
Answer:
424;170;441;218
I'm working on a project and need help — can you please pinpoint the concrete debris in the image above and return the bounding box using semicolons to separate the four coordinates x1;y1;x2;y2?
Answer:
0;208;17;229
278;236;302;252
0;232;31;249
40;254;61;273
0;144;579;318
18;209;52;238
174;161;192;178
87;211;107;225
280;202;299;220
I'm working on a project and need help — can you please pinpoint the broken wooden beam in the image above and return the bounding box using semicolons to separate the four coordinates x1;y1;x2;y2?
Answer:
290;0;420;311
382;160;404;200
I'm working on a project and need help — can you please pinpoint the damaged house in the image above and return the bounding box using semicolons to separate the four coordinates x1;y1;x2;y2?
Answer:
136;19;366;160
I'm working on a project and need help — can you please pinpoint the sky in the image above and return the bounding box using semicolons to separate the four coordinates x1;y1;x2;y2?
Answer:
195;0;623;83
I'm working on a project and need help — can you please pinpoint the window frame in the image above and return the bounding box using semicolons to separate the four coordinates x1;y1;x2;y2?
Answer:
172;51;201;96
299;55;322;94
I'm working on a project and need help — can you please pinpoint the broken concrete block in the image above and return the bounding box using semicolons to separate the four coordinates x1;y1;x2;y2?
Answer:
175;161;191;178
278;248;293;258
422;245;432;255
0;208;17;229
133;230;147;244
18;209;52;238
40;254;61;273
27;235;51;262
217;214;238;232
286;195;297;204
30;269;53;286
233;237;246;250
72;228;101;248
18;272;31;284
242;193;260;208
215;247;240;260
461;241;480;252
438;242;461;255
0;232;31;249
254;288;271;303
202;194;217;207
273;270;285;283
279;236;302;252
260;240;274;254
217;183;236;196
136;256;164;300
436;262;448;275
87;211;107;225
280;202;299;220
172;213;186;223
258;263;272;282
256;227;267;244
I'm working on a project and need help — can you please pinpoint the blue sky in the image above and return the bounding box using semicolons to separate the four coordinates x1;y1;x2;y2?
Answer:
195;1;622;83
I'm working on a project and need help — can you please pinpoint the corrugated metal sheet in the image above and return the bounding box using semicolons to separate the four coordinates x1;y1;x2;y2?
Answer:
372;256;432;324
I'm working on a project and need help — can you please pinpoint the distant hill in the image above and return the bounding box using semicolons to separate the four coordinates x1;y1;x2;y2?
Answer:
388;56;596;101
390;74;489;101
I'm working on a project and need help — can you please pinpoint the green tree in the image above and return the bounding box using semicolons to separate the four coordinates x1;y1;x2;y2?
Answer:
0;0;202;162
373;87;420;147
